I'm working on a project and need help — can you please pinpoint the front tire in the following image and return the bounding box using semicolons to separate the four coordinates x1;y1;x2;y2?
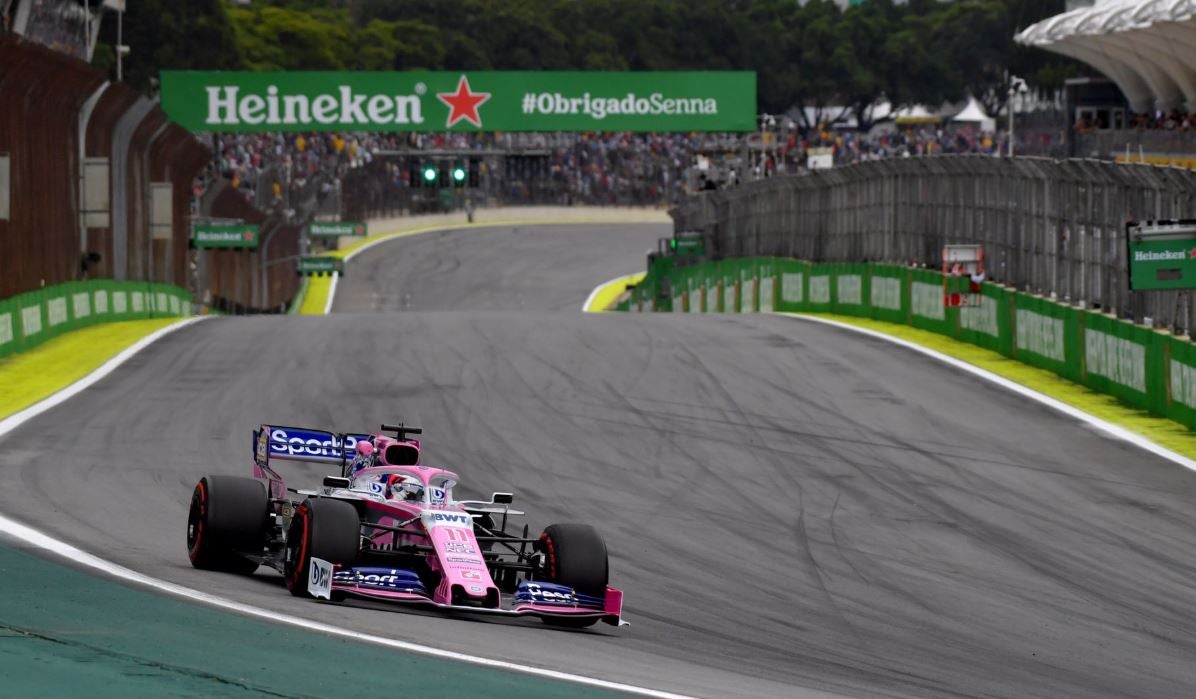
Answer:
538;523;609;628
284;498;361;597
187;476;266;575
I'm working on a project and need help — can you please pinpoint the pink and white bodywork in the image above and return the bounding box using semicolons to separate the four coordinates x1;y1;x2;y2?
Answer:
241;423;625;627
315;462;625;624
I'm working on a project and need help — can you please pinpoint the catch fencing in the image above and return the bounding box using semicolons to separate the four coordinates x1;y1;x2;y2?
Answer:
670;155;1196;335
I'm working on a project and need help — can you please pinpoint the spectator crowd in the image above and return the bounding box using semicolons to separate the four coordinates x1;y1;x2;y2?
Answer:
196;121;1068;214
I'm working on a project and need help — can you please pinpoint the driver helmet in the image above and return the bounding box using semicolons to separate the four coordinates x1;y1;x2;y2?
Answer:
384;473;424;502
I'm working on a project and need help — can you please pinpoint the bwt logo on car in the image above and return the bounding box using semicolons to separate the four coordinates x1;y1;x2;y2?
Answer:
269;428;358;458
428;512;471;525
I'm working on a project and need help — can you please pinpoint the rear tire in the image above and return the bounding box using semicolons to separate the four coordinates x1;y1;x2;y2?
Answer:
187;476;266;575
284;498;361;597
538;523;609;628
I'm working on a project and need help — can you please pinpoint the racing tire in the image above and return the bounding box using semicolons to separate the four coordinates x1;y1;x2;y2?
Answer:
284;497;361;598
538;523;608;628
187;476;266;575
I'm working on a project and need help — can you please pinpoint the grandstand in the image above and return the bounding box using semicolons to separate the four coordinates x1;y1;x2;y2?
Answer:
1017;1;1196;165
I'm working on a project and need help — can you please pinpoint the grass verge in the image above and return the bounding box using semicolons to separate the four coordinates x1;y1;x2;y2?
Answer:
0;318;184;419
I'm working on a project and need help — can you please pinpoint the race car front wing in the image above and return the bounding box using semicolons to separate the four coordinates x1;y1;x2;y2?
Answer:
308;559;628;627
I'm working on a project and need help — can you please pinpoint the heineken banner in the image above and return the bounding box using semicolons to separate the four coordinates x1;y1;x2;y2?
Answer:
192;222;260;249
160;71;756;133
310;221;367;237
1127;220;1196;291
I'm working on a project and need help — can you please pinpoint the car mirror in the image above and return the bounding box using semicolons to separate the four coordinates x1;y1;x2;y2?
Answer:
491;492;514;505
323;476;351;489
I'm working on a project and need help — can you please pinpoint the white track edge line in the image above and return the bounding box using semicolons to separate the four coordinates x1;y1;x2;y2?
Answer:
0;513;691;698
323;274;338;315
0;316;696;699
781;313;1196;472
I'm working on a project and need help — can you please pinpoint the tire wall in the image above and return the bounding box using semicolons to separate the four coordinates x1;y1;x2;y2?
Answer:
630;256;1196;432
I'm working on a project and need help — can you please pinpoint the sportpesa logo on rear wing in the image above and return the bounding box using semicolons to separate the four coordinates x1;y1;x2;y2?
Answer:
253;425;372;465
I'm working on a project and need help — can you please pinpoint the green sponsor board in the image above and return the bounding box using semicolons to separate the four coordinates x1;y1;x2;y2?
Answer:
1127;221;1196;291
193;223;259;249
298;256;345;276
669;237;705;256
310;221;367;237
0;280;190;359
160;71;756;133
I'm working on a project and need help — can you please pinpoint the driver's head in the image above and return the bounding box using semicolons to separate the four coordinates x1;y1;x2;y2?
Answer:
384;473;423;501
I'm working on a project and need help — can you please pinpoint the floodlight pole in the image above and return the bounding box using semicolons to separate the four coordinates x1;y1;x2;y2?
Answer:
1007;84;1015;157
115;5;129;82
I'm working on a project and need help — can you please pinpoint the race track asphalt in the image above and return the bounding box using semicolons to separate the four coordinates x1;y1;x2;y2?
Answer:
4;222;1196;698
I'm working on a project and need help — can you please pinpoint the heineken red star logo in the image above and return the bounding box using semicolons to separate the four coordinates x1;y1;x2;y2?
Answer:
437;75;491;128
1190;247;1196;259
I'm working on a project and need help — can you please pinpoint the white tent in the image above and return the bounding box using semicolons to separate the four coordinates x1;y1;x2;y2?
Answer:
951;96;996;132
893;105;941;124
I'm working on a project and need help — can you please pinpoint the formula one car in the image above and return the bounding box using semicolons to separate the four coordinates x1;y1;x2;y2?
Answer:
186;423;625;628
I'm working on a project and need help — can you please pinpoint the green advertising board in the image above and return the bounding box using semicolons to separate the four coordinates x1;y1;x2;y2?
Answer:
160;71;756;133
298;256;345;276
669;237;705;256
310;221;367;237
193;223;259;249
1127;220;1196;291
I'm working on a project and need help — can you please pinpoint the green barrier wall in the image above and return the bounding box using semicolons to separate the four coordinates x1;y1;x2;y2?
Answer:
0;280;192;360
628;257;1196;432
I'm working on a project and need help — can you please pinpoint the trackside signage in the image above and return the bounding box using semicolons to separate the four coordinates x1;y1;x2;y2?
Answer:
911;282;944;320
1126;220;1196;291
160;71;756;133
1015;310;1065;362
310;221;366;237
1085;330;1145;392
781;273;804;303
960;303;998;337
837;275;862;305
193;223;260;249
870;276;901;311
1171;359;1196;409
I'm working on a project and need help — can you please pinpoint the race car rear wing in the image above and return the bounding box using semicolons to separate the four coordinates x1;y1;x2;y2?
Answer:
253;424;372;470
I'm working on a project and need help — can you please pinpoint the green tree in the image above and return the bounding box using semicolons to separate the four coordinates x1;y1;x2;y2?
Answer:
95;0;244;92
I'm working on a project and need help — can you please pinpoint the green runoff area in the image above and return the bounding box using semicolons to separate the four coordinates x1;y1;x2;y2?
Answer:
619;255;1196;459
0;542;622;699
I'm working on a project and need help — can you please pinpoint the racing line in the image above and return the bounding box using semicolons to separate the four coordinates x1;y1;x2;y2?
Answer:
4;222;1196;697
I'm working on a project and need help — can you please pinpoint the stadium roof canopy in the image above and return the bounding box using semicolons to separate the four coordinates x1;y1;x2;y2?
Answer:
1016;0;1196;113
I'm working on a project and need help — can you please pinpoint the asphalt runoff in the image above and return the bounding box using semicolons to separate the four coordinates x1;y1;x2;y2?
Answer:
2;223;1196;698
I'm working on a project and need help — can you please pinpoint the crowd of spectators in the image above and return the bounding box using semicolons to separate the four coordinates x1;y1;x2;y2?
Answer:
198;121;1069;213
1122;110;1196;132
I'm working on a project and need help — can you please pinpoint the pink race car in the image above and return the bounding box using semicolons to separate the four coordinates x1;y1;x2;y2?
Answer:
186;423;625;628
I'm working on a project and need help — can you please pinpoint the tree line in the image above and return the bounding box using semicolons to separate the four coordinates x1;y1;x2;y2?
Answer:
94;0;1078;131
